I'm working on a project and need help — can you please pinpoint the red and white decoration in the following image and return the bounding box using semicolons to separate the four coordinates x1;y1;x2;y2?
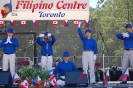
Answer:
74;20;78;26
0;20;4;26
53;20;58;26
21;20;26;26
20;77;30;88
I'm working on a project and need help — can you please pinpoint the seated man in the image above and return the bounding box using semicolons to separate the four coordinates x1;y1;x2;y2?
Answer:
53;51;78;86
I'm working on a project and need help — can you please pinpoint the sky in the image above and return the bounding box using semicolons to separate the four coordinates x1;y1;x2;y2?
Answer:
90;0;98;8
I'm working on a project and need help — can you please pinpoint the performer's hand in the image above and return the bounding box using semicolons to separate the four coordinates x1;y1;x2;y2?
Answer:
39;34;44;37
78;21;82;28
122;33;129;38
5;37;10;44
8;39;12;44
47;33;51;37
94;55;96;60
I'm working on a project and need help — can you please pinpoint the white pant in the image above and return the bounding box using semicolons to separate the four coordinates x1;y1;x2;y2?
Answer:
2;54;16;76
82;51;95;83
41;56;53;70
57;76;65;86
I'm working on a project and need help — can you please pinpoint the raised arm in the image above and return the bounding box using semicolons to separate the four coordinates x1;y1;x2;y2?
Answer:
78;28;85;41
51;34;56;45
36;37;43;46
116;33;124;40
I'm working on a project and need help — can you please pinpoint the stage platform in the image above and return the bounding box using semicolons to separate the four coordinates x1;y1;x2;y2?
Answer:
61;81;133;88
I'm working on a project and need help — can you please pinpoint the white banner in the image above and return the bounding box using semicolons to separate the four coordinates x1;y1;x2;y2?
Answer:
0;0;90;20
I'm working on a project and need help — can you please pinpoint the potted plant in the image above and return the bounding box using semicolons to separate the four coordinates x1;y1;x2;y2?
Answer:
18;66;50;87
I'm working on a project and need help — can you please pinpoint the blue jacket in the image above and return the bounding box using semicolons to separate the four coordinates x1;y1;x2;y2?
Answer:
116;32;133;49
78;28;98;54
0;37;19;53
37;35;56;56
53;61;78;76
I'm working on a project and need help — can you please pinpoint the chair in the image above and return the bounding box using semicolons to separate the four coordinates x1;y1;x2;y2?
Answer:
95;62;100;67
17;61;30;66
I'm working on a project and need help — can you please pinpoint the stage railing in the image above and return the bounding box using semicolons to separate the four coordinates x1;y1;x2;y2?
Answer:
15;56;123;71
32;56;123;68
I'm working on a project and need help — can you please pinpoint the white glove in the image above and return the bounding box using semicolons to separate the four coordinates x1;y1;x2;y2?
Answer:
8;38;12;44
5;37;10;44
39;34;44;37
47;33;51;36
94;55;96;60
78;21;82;28
122;33;129;38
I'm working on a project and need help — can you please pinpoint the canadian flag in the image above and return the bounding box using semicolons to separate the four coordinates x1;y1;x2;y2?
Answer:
74;20;78;26
21;20;26;26
53;20;58;26
0;20;4;26
48;75;57;88
20;77;30;88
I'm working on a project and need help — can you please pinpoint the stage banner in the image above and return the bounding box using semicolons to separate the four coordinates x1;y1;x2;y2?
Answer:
0;0;90;20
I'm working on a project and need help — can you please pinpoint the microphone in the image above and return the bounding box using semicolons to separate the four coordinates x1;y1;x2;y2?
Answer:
58;54;62;61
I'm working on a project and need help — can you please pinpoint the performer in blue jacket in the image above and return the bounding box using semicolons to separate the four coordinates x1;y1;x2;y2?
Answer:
0;28;19;76
37;32;56;70
78;22;98;84
53;51;78;86
116;23;133;84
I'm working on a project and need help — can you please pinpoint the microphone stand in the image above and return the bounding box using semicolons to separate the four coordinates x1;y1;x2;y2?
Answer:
73;45;78;66
99;31;108;86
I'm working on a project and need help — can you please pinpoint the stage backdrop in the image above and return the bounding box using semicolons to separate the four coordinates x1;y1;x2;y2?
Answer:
0;0;89;20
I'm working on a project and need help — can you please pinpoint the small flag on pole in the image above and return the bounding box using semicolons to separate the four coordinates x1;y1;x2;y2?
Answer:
74;20;78;26
12;73;20;84
0;20;4;26
33;75;42;86
78;69;88;82
20;77;30;88
53;20;58;26
21;20;26;26
64;20;70;27
32;20;37;27
10;20;14;27
48;75;57;88
84;20;90;27
104;69;109;85
119;68;129;81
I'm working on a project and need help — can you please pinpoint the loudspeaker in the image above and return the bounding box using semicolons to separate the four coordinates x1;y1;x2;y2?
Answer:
65;71;90;87
0;71;12;88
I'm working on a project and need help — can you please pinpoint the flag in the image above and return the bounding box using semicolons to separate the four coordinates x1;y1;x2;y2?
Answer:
84;20;90;27
0;20;4;26
20;77;30;88
48;75;57;88
64;20;70;27
32;20;37;27
78;69;88;82
12;73;20;84
74;20;78;26
21;20;26;26
33;75;42;86
53;20;58;26
10;20;14;27
104;69;109;85
119;68;129;81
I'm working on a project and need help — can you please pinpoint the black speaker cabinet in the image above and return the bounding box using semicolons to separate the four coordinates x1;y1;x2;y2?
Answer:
0;71;12;88
65;71;90;87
